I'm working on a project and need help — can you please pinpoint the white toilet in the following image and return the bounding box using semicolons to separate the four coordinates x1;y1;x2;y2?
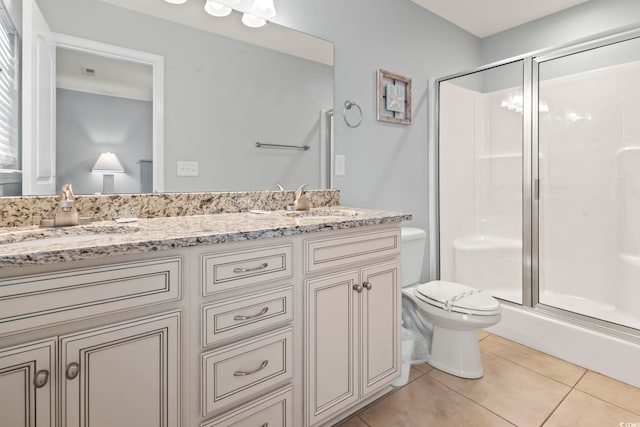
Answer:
401;227;501;379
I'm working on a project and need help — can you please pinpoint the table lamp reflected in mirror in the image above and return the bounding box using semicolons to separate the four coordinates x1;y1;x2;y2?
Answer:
92;152;124;194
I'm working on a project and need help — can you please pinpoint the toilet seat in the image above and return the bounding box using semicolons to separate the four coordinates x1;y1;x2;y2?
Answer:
415;280;500;316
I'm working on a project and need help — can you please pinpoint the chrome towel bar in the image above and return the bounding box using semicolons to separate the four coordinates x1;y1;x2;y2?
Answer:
255;142;310;151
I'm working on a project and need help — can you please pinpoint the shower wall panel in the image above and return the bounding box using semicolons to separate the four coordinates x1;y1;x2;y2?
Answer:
439;61;523;304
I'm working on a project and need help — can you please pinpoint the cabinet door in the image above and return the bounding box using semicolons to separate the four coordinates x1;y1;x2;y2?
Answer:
60;311;180;427
0;339;56;427
361;261;401;397
305;270;359;427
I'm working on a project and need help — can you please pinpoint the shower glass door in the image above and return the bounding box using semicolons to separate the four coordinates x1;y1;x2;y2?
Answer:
438;61;524;304
537;36;640;330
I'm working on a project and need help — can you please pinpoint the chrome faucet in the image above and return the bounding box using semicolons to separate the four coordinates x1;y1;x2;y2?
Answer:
54;184;79;227
294;183;311;211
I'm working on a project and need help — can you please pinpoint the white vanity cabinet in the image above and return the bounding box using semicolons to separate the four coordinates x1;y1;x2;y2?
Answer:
0;218;406;427
303;228;402;427
0;254;183;427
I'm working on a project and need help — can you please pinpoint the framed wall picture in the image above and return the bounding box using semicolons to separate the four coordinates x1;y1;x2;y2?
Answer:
377;69;412;125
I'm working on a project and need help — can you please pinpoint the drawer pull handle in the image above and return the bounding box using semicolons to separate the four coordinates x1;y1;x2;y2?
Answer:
234;306;269;321
33;370;49;388
233;262;269;273
233;360;269;376
261;424;268;427
66;362;80;380
363;281;372;290
353;283;363;293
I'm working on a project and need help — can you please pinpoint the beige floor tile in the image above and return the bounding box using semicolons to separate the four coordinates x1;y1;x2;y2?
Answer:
480;334;586;386
543;389;640;427
358;375;514;427
335;415;369;427
576;371;640;415
478;329;491;340
407;366;424;383
428;351;570;427
412;363;432;374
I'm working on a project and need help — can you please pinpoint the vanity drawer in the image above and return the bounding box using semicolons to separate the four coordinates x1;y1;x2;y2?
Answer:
0;257;181;335
202;286;293;347
201;385;292;427
202;327;293;417
202;244;292;296
304;228;400;274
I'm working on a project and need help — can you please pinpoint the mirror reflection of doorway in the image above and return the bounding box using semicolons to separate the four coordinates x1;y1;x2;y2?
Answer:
56;47;153;194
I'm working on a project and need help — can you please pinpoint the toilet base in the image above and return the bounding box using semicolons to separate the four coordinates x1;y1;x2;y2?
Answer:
426;326;484;379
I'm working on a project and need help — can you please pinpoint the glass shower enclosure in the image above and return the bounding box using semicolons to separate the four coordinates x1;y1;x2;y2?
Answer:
436;27;640;334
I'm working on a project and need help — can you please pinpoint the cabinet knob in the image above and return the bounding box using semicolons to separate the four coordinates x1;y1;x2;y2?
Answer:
352;283;363;293
66;362;80;380
363;281;372;291
33;370;49;388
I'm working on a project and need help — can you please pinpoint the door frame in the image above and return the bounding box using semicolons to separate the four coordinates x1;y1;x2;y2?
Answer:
52;33;165;193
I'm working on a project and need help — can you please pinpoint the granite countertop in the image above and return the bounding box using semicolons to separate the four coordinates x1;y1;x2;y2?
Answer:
0;207;411;267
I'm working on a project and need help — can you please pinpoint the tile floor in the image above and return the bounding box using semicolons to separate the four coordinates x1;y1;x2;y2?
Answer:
337;331;640;427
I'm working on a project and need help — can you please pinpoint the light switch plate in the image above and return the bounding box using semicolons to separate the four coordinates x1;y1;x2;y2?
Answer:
177;161;199;177
335;155;346;176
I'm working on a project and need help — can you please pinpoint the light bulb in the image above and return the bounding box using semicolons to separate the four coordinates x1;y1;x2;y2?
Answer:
164;0;188;4
248;0;276;18
241;12;266;27
204;0;232;16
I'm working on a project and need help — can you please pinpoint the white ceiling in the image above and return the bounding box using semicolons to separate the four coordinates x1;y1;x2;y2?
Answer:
57;48;153;101
412;0;591;38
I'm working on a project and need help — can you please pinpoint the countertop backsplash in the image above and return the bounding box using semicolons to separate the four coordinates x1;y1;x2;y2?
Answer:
0;190;340;228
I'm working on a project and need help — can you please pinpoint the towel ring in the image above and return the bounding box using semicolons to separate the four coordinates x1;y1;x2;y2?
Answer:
343;100;362;128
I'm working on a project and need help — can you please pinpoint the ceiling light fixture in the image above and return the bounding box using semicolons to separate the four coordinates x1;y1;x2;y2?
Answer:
204;0;232;17
166;0;276;28
241;13;266;28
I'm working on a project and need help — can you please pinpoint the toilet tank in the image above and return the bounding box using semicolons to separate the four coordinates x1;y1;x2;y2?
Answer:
401;227;427;287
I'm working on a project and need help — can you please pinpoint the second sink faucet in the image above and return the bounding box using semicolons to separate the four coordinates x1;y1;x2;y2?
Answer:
294;183;311;211
54;184;79;227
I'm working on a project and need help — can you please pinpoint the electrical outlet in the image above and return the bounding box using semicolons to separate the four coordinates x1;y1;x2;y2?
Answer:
177;161;199;177
335;155;346;176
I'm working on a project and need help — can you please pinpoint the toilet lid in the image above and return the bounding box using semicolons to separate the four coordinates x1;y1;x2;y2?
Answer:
415;280;500;315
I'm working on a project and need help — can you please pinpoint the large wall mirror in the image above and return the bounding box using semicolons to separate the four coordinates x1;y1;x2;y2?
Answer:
5;0;334;196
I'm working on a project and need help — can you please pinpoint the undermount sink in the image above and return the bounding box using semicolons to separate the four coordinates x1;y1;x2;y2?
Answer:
0;223;139;248
283;208;361;218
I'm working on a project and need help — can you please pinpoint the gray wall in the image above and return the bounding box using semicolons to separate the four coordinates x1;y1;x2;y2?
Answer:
273;0;481;231
39;0;333;193
56;88;152;194
480;0;640;63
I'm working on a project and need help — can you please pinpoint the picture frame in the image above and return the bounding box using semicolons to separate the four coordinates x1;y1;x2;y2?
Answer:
377;69;412;125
